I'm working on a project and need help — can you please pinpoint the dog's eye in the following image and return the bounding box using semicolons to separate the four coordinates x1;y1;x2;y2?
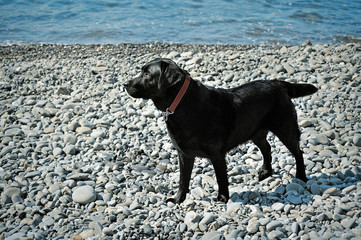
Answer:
143;72;150;78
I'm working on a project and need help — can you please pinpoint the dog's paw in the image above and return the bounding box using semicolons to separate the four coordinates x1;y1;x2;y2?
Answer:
166;192;186;205
258;168;272;181
166;198;177;204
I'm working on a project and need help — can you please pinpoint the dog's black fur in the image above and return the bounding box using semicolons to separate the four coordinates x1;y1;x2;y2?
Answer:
124;58;318;204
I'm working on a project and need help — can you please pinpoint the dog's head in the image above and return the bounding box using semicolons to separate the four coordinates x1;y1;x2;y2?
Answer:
124;58;186;99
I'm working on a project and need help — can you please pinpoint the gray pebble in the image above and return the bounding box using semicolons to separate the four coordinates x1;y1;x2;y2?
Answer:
4;128;24;137
11;194;23;203
341;218;357;229
179;223;187;232
129;200;141;210
247;218;260;234
224;73;234;82
286;183;304;194
266;220;283;231
268;230;285;239
63;144;77;155
227;202;242;214
283;62;295;74
272;202;284;211
4;187;21;198
93;221;103;236
258;217;270;226
64;134;77;144
353;135;361;147
310;183;323;195
72;185;96;204
200;212;215;225
3;232;27;240
184;211;201;229
202;231;224;240
292;222;300;233
41;216;55;227
76;126;92;134
24;171;41;178
53;147;63;156
67;173;89;180
287;195;302;204
319;149;335;157
1;194;11;204
142;225;153;235
323;187;340;196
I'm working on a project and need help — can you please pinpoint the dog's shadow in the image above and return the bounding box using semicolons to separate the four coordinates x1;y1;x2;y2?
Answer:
226;171;361;208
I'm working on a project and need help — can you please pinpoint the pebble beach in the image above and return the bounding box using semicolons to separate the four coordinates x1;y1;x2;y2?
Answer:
0;42;361;239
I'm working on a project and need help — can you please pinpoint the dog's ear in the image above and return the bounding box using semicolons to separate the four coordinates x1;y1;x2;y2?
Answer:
158;60;184;90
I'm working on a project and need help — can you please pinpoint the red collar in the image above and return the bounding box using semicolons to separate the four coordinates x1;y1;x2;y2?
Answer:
162;75;191;121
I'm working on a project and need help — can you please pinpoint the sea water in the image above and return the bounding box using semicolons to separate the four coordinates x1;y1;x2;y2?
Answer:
0;0;360;45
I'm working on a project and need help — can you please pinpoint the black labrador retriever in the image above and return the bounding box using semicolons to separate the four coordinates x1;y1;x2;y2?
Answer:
124;58;317;203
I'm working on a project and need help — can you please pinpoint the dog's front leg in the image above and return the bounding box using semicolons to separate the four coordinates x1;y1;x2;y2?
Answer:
210;156;229;202
167;152;195;204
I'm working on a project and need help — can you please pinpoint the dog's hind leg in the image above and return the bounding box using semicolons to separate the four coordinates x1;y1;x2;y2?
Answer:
271;114;308;182
275;132;307;182
210;156;229;202
167;152;195;204
252;129;273;181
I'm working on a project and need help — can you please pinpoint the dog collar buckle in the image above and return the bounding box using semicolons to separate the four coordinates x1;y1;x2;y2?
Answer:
162;108;174;121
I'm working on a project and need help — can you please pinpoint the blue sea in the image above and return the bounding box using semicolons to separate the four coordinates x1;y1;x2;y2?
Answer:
0;0;360;45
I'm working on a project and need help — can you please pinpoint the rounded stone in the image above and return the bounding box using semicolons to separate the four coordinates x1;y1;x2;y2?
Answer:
266;220;283;231
63;144;77;155
64;134;77;144
11;194;24;203
4;187;21;198
287;195;302;205
353;135;361;147
102;227;114;236
184;211;201;229
310;183;323;195
91;130;106;138
247;219;259;234
53;147;63;156
76;126;92;134
286;183;304;194
323;187;340;196
272;202;284;211
202;231;224;240
72;185;97;204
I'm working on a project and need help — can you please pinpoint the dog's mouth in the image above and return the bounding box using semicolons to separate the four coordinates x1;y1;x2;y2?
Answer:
123;79;157;100
124;86;139;98
123;81;136;96
124;84;149;99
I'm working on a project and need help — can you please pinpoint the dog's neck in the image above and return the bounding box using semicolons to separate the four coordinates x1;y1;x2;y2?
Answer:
152;75;191;116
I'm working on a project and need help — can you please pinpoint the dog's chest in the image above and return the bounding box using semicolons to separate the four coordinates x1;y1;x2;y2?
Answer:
166;123;222;158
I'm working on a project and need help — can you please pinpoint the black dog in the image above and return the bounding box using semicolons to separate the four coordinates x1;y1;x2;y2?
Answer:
124;58;317;203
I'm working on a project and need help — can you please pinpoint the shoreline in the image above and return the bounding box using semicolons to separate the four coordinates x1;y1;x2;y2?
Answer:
1;41;359;56
1;42;361;239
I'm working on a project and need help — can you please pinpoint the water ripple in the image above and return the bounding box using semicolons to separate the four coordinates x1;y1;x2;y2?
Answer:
0;0;360;45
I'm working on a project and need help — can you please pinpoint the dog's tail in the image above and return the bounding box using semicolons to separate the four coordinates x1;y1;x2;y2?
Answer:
279;81;318;98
